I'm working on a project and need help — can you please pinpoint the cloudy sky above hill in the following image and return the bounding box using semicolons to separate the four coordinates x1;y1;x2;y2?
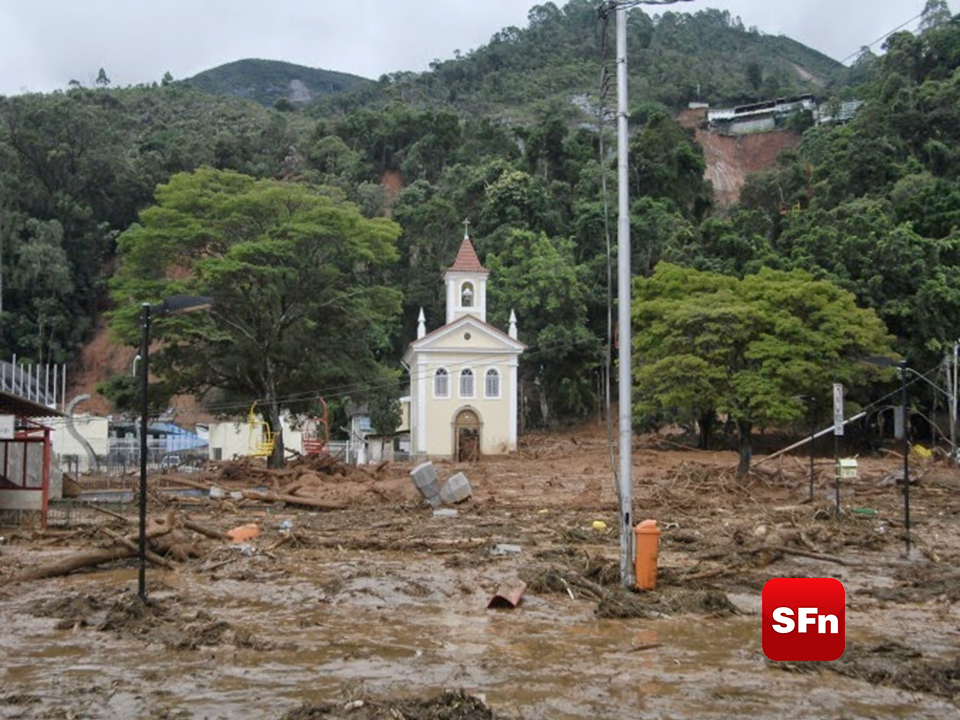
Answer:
0;0;952;96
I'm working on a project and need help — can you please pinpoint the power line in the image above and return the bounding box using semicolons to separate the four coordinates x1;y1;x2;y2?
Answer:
839;11;925;65
164;332;602;419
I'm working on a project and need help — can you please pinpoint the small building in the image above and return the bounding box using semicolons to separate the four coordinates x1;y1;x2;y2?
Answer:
708;94;817;135
206;414;304;462
0;390;63;527
403;230;526;460
816;100;864;125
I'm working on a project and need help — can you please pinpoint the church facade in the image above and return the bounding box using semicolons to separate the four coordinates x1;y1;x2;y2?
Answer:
403;233;525;460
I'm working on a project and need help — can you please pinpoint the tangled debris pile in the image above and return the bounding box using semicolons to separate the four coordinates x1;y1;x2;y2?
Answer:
521;553;738;620
770;641;960;699
280;690;495;720
167;453;417;510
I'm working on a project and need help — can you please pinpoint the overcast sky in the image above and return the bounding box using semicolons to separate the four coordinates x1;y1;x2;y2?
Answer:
0;0;953;96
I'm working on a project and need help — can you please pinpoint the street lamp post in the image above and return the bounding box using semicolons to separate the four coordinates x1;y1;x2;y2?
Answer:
138;303;151;600
898;360;911;557
138;294;212;600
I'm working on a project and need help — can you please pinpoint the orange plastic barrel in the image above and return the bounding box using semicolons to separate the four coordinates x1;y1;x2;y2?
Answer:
634;519;661;591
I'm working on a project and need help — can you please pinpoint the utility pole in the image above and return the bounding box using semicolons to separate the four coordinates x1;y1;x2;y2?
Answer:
607;0;694;588
615;0;634;588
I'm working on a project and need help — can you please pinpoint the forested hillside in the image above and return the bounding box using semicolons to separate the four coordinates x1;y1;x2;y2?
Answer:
317;3;846;121
2;0;959;454
185;59;371;109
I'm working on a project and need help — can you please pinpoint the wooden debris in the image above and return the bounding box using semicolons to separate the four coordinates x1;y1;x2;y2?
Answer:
241;490;344;510
11;513;175;582
99;527;175;569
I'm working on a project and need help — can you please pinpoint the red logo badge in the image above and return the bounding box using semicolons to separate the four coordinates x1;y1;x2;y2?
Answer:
762;578;845;661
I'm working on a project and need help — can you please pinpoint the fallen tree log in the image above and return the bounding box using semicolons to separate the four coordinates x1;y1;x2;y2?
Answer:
695;545;852;567
11;546;140;582
241;490;344;510
183;520;232;542
99;527;175;569
10;514;175;582
162;476;214;492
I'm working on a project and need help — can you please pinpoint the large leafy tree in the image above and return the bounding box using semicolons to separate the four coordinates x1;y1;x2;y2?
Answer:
633;263;895;476
109;168;402;466
487;229;600;425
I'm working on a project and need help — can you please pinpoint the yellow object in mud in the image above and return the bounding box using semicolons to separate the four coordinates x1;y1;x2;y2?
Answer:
910;444;933;459
592;520;608;531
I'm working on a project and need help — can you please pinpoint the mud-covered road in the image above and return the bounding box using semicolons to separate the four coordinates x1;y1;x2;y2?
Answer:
2;427;959;719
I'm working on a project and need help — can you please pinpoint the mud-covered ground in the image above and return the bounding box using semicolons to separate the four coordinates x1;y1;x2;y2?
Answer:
2;426;959;719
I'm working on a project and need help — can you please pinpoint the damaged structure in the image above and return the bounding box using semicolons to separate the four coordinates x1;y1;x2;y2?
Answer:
0;390;63;527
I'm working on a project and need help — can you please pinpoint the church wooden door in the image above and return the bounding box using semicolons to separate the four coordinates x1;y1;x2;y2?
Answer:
454;409;481;462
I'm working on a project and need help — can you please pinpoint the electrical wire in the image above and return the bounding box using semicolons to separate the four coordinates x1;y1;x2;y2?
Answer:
163;331;601;419
839;11;925;65
595;1;620;496
593;0;693;491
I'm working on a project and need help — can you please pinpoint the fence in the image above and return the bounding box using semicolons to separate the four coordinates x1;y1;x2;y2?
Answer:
55;437;208;478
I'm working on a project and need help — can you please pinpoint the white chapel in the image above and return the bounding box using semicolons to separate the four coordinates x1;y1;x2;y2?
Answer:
403;229;525;460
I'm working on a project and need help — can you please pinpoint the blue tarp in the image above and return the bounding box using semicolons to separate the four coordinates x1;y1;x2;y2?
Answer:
150;422;208;453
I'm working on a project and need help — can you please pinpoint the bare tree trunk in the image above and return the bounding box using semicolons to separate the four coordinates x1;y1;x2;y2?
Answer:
736;419;753;478
538;374;551;427
698;410;715;450
264;380;284;469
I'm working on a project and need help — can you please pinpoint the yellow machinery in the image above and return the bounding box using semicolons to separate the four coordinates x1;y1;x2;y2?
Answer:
247;401;277;458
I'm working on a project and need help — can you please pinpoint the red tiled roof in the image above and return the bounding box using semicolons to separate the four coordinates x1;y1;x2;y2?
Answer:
447;238;488;274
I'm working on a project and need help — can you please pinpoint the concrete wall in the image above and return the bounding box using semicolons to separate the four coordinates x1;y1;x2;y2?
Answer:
0;488;43;512
49;415;109;472
0;440;45;513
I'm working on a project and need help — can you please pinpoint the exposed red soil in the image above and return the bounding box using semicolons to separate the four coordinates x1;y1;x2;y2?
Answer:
67;316;135;415
697;128;800;207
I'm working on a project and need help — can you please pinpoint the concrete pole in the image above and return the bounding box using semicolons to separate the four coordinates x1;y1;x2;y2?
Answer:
139;303;151;600
951;342;958;465
616;3;635;588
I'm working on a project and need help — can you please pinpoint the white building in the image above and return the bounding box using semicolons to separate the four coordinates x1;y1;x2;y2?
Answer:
403;232;525;460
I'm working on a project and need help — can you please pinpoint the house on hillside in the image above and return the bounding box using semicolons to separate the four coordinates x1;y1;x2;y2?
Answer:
816;100;864;125
708;94;817;135
403;227;525;460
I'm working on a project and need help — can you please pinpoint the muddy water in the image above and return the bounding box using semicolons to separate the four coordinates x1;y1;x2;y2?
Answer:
2;546;955;720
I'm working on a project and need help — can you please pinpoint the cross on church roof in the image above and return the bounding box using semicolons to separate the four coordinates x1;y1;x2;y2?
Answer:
462;218;471;239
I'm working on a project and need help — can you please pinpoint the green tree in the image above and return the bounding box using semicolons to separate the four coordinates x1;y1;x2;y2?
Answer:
368;379;403;438
629;110;712;221
920;0;952;34
487;229;600;424
633;263;895;476
776;197;960;362
109;168;402;467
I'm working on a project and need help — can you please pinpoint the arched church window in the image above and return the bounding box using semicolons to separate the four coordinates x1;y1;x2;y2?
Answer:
485;368;501;398
461;282;474;308
460;368;475;398
434;368;449;398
